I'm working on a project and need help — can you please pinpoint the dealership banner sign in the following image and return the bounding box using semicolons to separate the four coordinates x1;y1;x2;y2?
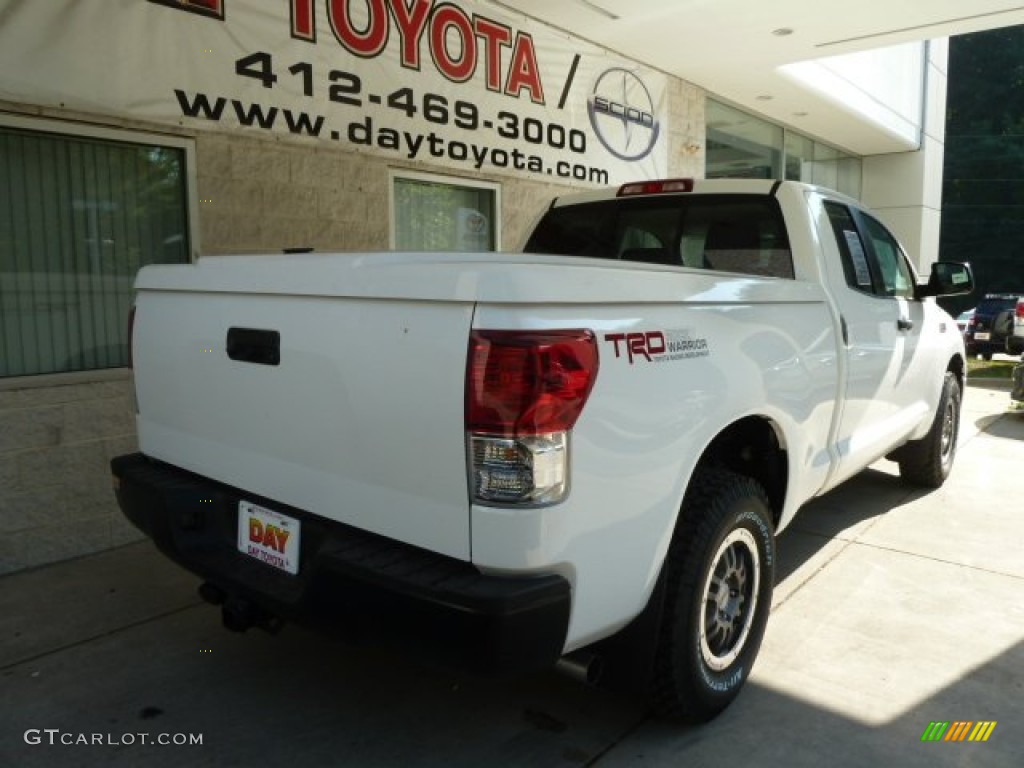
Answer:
0;0;669;185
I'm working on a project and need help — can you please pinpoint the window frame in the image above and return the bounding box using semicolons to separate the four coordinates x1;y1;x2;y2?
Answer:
853;210;918;299
388;168;502;251
0;113;200;260
0;114;199;384
824;199;919;300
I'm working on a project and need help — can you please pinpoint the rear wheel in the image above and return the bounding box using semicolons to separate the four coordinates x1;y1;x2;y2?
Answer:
652;469;775;722
897;371;961;488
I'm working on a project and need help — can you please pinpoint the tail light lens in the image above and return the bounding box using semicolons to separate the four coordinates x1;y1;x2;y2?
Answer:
467;330;598;506
1016;300;1024;320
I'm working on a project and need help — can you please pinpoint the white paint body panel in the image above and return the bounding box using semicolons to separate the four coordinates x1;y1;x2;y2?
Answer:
131;179;965;651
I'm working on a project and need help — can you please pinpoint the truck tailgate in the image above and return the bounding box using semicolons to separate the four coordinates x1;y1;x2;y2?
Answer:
132;278;473;560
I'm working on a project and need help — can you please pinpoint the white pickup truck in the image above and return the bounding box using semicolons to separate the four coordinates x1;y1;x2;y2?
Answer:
112;179;972;721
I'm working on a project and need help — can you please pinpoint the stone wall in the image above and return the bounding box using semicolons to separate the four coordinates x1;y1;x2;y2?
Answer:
0;372;140;574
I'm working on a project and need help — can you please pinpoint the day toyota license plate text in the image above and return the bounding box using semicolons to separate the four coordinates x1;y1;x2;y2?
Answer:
237;501;301;575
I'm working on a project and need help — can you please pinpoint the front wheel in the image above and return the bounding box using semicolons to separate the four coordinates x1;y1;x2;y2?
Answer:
896;371;961;488
652;469;775;722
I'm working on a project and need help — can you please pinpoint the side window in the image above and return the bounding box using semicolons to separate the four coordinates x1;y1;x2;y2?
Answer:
824;201;875;293
859;214;915;299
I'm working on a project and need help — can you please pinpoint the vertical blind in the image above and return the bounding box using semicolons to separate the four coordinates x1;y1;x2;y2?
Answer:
0;127;189;377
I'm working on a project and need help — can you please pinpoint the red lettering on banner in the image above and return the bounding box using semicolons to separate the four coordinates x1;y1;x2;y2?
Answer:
161;0;547;104
389;0;432;69
507;32;544;104
329;0;390;58
290;0;316;42
148;0;224;20
430;3;476;82
474;16;512;92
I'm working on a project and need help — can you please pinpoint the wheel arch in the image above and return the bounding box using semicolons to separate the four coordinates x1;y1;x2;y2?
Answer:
691;415;789;528
591;415;789;698
948;353;965;393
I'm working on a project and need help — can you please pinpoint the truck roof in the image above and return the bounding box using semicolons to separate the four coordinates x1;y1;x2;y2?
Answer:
549;178;854;208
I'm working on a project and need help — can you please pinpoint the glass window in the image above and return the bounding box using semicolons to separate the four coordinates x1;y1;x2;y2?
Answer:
391;172;499;251
860;214;915;298
706;100;783;180
825;201;875;292
835;156;863;200
824;202;915;298
0;125;190;378
706;101;862;198
784;132;814;182
811;143;840;191
524;194;794;279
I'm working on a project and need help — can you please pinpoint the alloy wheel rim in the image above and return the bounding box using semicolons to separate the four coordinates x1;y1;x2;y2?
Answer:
699;528;760;671
940;397;956;465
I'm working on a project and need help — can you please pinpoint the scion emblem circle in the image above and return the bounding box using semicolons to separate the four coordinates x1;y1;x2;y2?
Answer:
587;68;661;162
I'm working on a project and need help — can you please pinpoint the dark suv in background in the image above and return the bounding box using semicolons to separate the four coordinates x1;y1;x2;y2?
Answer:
965;294;1020;359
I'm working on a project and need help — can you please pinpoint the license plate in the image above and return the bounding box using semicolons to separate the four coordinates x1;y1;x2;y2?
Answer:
237;501;301;575
974;332;991;341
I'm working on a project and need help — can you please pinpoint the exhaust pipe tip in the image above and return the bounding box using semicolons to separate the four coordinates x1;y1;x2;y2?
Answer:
219;595;285;634
555;651;604;686
198;582;225;606
222;597;257;633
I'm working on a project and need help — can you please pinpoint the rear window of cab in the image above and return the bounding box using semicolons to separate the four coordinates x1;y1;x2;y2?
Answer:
524;194;794;279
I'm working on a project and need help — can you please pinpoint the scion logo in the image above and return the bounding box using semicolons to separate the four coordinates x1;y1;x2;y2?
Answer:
587;68;661;161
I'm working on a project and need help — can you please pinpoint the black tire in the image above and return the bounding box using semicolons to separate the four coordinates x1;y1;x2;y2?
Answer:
652;469;775;722
897;371;961;488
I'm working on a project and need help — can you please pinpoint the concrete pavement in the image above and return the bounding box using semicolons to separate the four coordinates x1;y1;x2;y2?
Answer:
2;384;1022;767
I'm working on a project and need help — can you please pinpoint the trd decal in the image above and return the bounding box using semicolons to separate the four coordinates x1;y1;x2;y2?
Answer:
604;330;710;364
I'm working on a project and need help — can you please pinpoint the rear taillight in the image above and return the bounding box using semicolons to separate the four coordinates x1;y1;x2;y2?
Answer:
467;330;598;506
1016;300;1024;320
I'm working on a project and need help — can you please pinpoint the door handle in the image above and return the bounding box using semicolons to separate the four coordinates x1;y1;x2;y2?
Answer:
227;327;281;366
897;318;914;332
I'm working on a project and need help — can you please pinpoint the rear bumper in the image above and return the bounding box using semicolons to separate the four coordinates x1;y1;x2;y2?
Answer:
966;338;1006;356
111;453;571;675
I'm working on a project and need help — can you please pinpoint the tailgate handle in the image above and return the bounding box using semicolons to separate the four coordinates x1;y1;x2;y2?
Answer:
227;328;280;366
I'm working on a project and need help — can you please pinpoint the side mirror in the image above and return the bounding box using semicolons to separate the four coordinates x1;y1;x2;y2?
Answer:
917;261;974;298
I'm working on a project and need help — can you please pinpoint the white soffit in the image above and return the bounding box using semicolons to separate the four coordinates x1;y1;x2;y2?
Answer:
488;1;1024;154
